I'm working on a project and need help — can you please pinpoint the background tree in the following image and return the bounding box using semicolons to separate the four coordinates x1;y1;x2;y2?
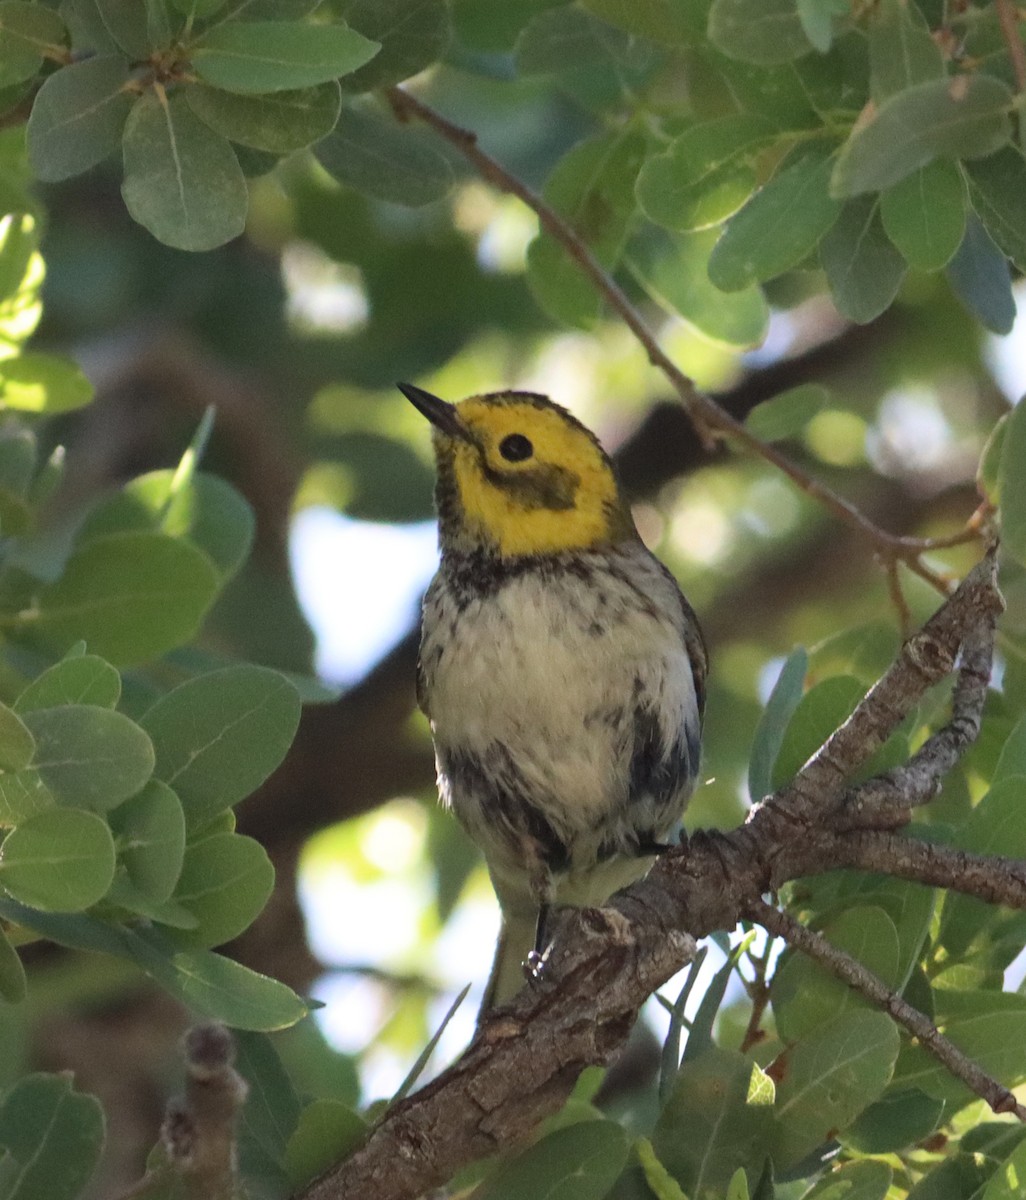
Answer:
2;0;1026;1198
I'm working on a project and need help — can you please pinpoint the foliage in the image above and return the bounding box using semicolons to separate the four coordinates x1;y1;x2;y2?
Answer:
2;0;1026;1198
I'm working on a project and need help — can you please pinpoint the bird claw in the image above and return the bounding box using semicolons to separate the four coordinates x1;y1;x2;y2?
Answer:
524;945;551;986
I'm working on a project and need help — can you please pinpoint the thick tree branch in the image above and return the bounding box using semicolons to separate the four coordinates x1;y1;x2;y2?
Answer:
748;899;1026;1120
302;555;1015;1200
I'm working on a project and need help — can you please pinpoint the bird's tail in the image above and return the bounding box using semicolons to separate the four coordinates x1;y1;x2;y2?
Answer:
479;910;536;1021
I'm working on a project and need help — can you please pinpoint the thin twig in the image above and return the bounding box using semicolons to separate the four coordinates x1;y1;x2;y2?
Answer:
749;899;1026;1120
386;86;982;590
997;0;1026;91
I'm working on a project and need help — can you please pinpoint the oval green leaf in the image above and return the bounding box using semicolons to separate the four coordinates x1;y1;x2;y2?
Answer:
16;655;122;713
0;2;67;89
171;831;274;947
0;1073;104;1197
0;807;115;911
477;1120;629;1200
708;0;813;66
880;159;966;271
771;674;864;790
946;216;1015;335
337;0;450;92
0;700;34;771
286;1100;368;1190
820;196;907;324
966;146;1026;274
0;351;94;413
122;89;248;251
109;779;186;902
186;80;341;153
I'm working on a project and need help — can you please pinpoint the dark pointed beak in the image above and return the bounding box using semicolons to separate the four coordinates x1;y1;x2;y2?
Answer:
397;383;470;441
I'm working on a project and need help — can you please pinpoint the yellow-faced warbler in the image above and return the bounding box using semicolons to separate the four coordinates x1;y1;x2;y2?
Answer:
399;384;707;1014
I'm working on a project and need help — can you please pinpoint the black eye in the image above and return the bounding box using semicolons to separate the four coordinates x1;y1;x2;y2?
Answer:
499;433;533;462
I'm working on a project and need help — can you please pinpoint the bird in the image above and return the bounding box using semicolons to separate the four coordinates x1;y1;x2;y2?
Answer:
399;382;707;1017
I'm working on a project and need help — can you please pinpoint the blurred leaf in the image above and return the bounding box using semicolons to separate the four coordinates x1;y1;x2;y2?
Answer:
636;114;779;233
0;2;67;89
709;147;842;291
338;0;449;92
770;674;863;789
26;55;132;182
653;1046;774;1199
800;1161;891;1200
725;1166;750;1200
314;103;454;207
233;1028;301;1187
0;212;43;354
81;469;255;581
0;700;33;771
867;0;943;103
820;196;907;323
635;1138;688;1200
771;1011;899;1167
173;0;228;15
0;351;93;413
139;665;301;828
580;0;703;43
15;655;121;713
977;414;1007;505
831;76;1012;197
993;712;1026;785
746;385;827;444
982;1137;1026;1200
708;0;812;66
771;906;900;1041
0;1073;104;1200
0;898;308;1029
121;90;248;251
796;0;847;54
0;921;25;1002
0;770;53;826
907;1154;993;1200
171;831;274;947
629;227;769;348
391;983;471;1104
893;990;1026;1104
0;808;115;911
286;1099;367;1189
966;146;1026;274
842;1088;944;1154
880;160;965;271
95;0;153;58
477;1120;629;1200
515;6;627;75
108;780;186;903
946;215;1015;335
191;19;379;93
187;80;341;153
999;400;1026;568
32;531;220;666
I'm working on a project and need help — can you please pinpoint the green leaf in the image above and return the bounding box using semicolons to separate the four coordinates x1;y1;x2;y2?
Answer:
0;429;35;499
0;771;54;826
636;1138;688;1200
337;0;449;92
771;674;864;789
652;1047;774;1199
121;90;248;252
0;898;308;1029
186;80;341;153
95;0;152;58
708;0;813;66
893;991;1026;1104
800;1161;892;1200
745;385;827;443
0;2;67;89
1000;401;1026;568
173;0;229;15
983;1137;1026;1200
867;0;943;103
709;147;842;291
171;831;274;947
771;906;900;1041
515;6;626;75
771;1010;899;1167
286;1099;367;1189
880;159;966;271
966;146;1026;273
0;1073;104;1200
477;1120;629;1200
748;647;807;803
15;655;121;713
0;351;94;413
233;1029;302;1172
580;0;703;43
140;666;301;828
0;211;43;355
831;75;1013;197
796;0;847;54
629;228;769;348
636;113;779;233
994;713;1026;785
978;414;1007;505
842;1088;945;1154
946;215;1015;335
108;780;186;902
314;103;454;207
191;20;380;93
32;531;221;666
820;196;907;323
81;469;255;581
0;701;33;771
0;923;26;1002
26;55;132;182
0;808;115;911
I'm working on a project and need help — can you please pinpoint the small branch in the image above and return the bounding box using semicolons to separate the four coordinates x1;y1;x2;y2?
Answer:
387;86;982;588
997;0;1026;91
749;899;1026;1120
738;938;774;1053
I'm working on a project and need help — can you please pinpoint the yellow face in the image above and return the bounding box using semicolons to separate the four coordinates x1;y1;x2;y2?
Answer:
430;392;635;557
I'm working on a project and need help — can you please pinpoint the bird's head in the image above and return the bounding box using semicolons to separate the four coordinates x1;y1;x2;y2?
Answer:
400;383;636;558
